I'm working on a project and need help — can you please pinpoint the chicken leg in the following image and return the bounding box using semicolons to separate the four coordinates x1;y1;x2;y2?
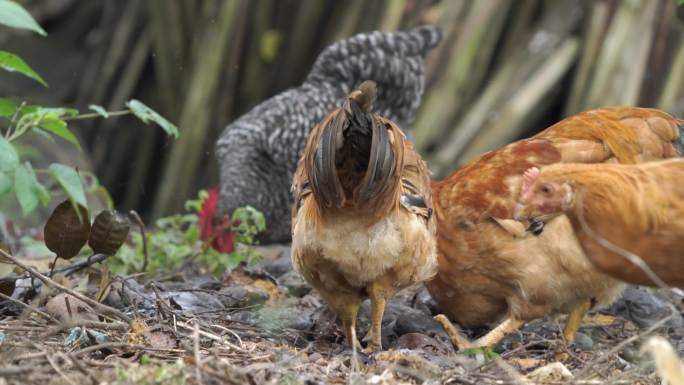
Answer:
341;302;361;350
562;299;591;342
316;288;362;350
435;314;524;350
366;282;388;353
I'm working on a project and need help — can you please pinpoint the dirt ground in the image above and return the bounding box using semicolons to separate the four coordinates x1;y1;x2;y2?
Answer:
0;245;682;385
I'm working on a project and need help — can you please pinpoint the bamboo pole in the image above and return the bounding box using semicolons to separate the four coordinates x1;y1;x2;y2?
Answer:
564;1;610;115
274;0;326;90
585;0;658;108
380;0;407;31
413;0;511;152
457;38;580;165
658;40;684;114
151;0;243;218
240;0;276;110
147;0;186;115
429;0;583;175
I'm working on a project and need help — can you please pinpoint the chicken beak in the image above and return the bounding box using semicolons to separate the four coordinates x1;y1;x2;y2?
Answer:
513;203;527;221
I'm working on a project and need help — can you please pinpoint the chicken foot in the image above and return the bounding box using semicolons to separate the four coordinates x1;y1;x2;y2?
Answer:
562;298;591;342
435;314;524;350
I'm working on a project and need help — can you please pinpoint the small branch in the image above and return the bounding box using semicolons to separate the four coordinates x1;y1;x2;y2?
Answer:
0;248;132;324
45;353;79;385
0;291;56;322
176;321;247;352
62;110;131;122
193;321;203;385
41;319;129;338
129;210;148;272
575;311;674;379
48;255;60;278
0;365;35;376
56;253;111;277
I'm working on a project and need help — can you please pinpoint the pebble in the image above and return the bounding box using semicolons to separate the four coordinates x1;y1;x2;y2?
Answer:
262;253;293;278
608;286;683;329
277;270;311;297
573;332;593;351
308;352;323;362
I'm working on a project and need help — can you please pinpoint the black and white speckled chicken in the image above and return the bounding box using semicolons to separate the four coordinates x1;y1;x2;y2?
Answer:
200;26;442;249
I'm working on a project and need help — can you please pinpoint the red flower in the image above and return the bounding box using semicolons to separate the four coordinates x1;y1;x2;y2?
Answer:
198;188;235;253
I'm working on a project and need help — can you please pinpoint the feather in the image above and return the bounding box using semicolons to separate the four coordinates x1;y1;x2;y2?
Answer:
215;26;442;244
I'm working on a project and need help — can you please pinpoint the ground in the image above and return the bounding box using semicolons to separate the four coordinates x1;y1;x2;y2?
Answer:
0;245;682;385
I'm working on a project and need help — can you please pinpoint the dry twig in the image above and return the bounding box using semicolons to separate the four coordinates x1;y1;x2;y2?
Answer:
0;248;132;323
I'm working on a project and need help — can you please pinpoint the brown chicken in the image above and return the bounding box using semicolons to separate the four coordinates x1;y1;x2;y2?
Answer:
515;159;684;288
428;107;684;349
291;81;437;352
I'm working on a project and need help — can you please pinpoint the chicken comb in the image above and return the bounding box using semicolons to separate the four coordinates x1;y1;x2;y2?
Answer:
521;167;541;201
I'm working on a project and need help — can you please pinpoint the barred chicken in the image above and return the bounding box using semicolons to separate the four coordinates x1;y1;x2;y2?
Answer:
291;81;436;352
515;158;684;288
428;107;684;350
201;26;442;251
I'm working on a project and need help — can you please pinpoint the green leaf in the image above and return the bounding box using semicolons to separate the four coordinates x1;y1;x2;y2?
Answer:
126;99;179;139
34;107;78;118
0;0;47;36
30;126;55;142
0;98;16;117
0;50;47;86
14;162;47;215
88;104;109;118
0;136;18;172
0;171;11;196
678;0;684;6
48;163;87;211
40;119;81;150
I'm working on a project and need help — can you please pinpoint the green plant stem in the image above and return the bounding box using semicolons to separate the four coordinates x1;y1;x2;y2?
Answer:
5;110;132;142
62;110;131;121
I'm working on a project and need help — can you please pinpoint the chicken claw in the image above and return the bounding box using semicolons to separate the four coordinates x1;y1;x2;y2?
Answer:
435;314;525;351
434;314;474;349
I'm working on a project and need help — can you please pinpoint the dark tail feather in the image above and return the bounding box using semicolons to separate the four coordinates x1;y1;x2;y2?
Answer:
675;122;684;156
347;81;397;202
311;112;346;208
311;80;398;207
358;118;395;201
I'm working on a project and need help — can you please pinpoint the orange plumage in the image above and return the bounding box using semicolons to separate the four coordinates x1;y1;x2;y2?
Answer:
291;81;436;352
428;107;684;349
515;158;684;288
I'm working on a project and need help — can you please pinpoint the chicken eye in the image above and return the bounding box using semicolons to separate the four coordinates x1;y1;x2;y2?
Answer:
541;184;553;194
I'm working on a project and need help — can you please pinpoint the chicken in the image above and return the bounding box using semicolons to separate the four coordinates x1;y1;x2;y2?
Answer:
200;26;442;251
428;107;684;350
291;81;437;352
515;158;684;288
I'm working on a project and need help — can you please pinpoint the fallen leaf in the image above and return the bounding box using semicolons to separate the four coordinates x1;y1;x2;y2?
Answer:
127;319;147;345
583;313;618;326
143;326;178;350
510;357;543;370
527;362;573;382
45;293;98;322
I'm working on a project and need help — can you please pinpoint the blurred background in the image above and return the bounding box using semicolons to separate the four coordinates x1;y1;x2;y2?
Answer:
2;0;683;222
